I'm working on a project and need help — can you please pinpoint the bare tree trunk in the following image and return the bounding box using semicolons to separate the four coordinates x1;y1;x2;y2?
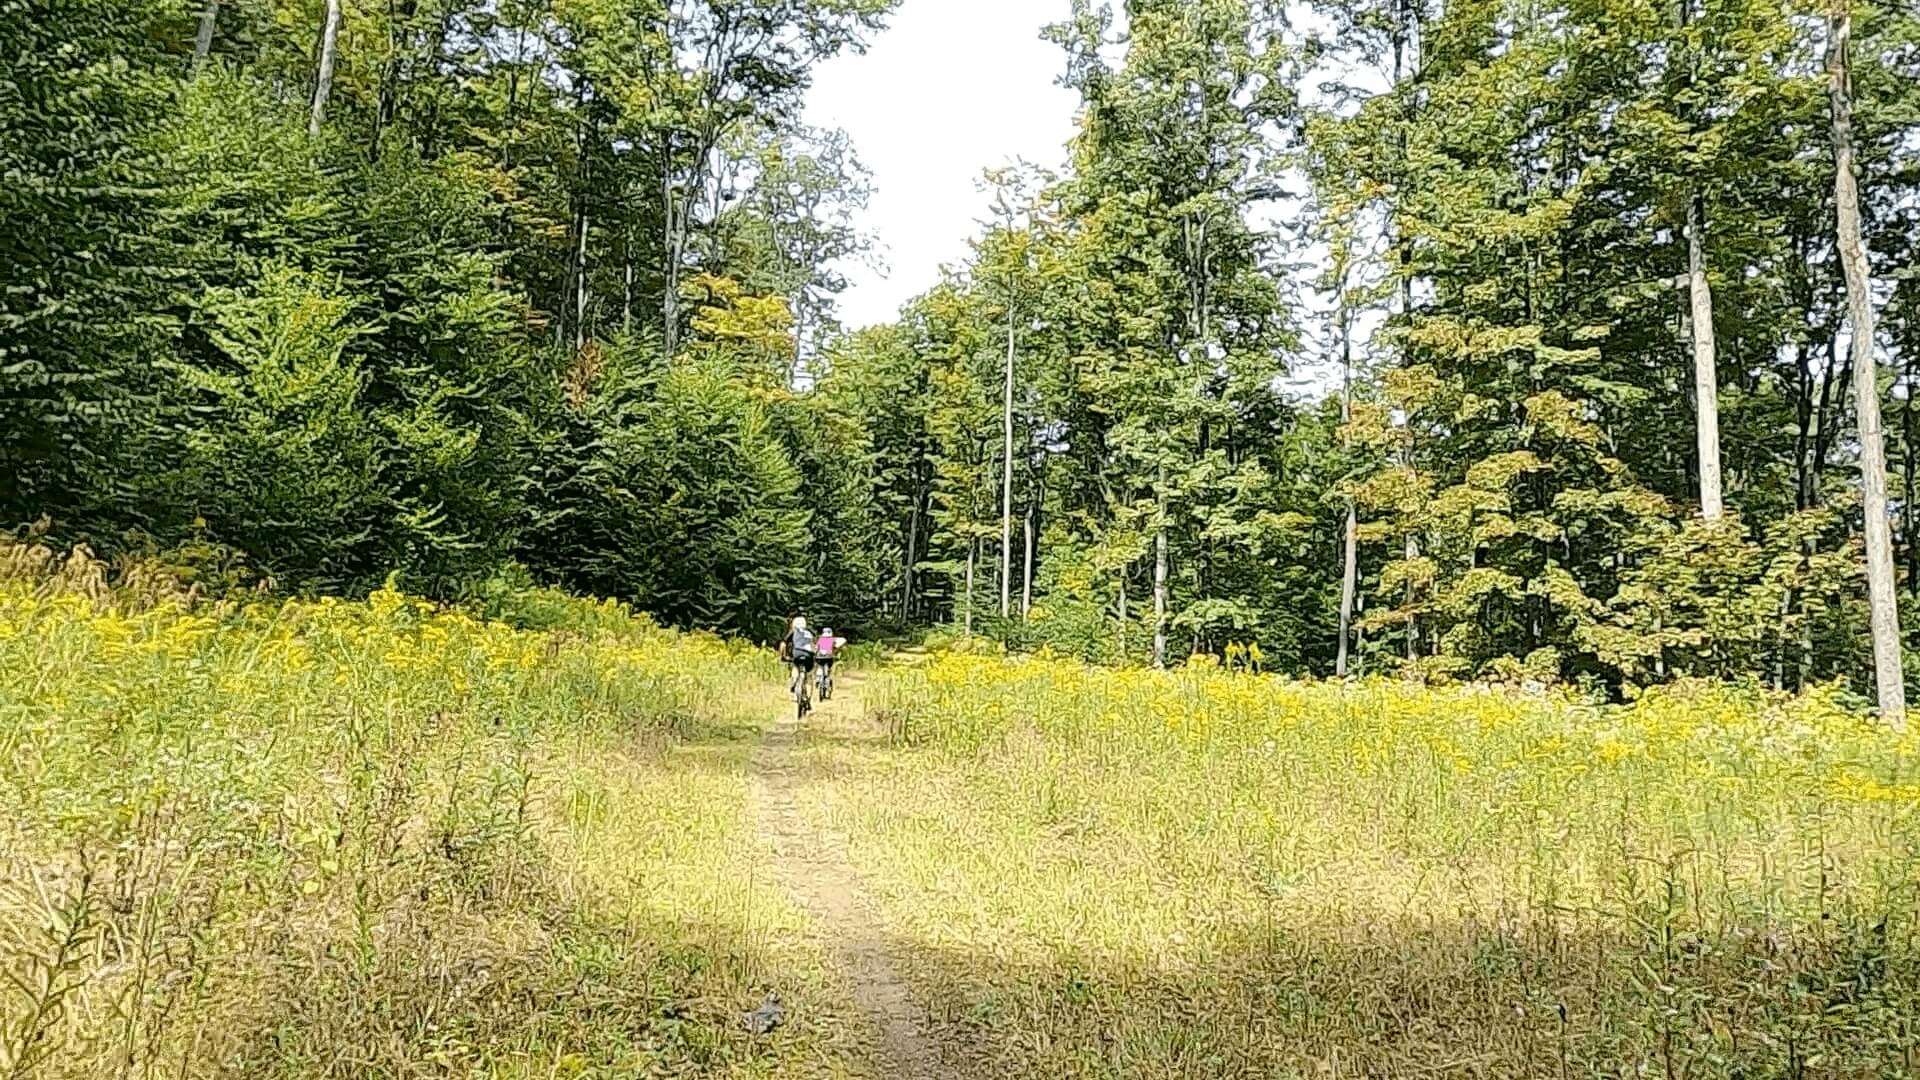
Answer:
1793;342;1815;510
573;206;591;350
415;1;453;155
1829;0;1907;728
1337;507;1359;677
792;305;807;389
624;223;635;334
1687;191;1725;521
1001;293;1016;620
662;170;683;357
1022;504;1035;620
964;538;976;639
1153;498;1169;670
1404;533;1421;662
309;0;343;138
1335;263;1359;677
191;0;220;74
1905;389;1918;598
1353;591;1367;676
901;491;920;622
1773;587;1790;691
371;0;418;150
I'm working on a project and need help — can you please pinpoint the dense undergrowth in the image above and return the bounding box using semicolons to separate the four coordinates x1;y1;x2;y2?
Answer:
841;652;1920;1076
0;542;846;1079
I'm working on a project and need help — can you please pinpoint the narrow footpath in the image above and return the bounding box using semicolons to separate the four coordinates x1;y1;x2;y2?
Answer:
747;669;941;1079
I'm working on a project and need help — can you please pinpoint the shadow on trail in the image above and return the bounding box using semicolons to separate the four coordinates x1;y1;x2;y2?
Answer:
857;905;1920;1079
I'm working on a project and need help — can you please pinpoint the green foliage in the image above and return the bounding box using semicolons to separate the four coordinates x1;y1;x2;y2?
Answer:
0;0;177;523
176;265;385;588
577;363;812;635
0;0;898;629
7;0;1920;696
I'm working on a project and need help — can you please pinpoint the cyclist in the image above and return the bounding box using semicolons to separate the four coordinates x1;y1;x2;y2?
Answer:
778;616;817;705
815;627;844;698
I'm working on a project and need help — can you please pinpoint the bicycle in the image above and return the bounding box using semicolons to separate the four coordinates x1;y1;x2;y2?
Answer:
792;656;814;720
815;659;834;702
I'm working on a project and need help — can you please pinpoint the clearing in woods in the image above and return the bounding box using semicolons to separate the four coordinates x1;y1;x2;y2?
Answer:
7;579;1917;1079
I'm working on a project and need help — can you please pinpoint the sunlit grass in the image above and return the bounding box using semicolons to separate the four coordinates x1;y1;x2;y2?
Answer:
0;564;849;1079
12;548;1920;1078
809;652;1920;1077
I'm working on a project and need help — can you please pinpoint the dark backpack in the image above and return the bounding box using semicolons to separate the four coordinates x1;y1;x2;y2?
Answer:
790;627;816;659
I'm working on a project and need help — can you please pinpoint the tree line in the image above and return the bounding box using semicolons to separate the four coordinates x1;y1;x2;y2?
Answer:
4;0;896;631
5;0;1918;712
816;0;1920;716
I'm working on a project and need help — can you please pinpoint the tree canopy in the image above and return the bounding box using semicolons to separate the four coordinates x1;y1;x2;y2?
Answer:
5;0;1918;702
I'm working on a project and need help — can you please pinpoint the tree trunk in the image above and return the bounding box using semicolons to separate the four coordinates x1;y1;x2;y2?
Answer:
1686;191;1725;521
901;492;920;622
623;223;635;334
309;0;343;138
964;538;976;638
574;205;591;350
1022;504;1035;620
662;170;683;357
1353;591;1366;677
415;1;453;155
1335;263;1359;677
372;0;418;150
1404;533;1424;662
1152;512;1169;670
1828;0;1907;728
1001;292;1016;620
191;0;220;74
1793;342;1815;510
1337;506;1359;677
1905;389;1918;598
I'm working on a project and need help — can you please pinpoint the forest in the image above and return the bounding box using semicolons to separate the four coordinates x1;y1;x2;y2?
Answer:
10;3;1920;1075
7;0;1920;711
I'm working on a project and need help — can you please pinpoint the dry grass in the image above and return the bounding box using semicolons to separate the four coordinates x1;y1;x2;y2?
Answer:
11;545;1920;1079
0;550;854;1079
797;652;1920;1078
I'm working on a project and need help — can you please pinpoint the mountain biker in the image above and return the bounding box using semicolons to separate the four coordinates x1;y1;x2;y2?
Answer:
778;616;816;698
815;627;843;691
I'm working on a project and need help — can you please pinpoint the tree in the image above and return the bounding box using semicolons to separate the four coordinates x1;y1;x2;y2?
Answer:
1050;0;1298;667
1826;0;1906;726
309;0;343;137
982;166;1046;621
192;0;221;73
0;0;176;528
626;0;898;357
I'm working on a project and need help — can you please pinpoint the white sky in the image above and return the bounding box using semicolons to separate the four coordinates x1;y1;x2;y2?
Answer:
802;0;1082;331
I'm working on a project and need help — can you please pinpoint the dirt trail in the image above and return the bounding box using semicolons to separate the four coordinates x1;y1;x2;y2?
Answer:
748;669;940;1079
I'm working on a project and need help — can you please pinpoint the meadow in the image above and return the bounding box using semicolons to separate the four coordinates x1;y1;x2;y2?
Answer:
6;543;1920;1078
0;544;862;1079
810;651;1920;1077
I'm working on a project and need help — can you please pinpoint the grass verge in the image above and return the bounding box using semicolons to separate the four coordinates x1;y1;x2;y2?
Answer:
803;652;1920;1078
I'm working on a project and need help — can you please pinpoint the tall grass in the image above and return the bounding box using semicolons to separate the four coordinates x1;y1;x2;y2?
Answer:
839;652;1920;1077
0;547;838;1079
